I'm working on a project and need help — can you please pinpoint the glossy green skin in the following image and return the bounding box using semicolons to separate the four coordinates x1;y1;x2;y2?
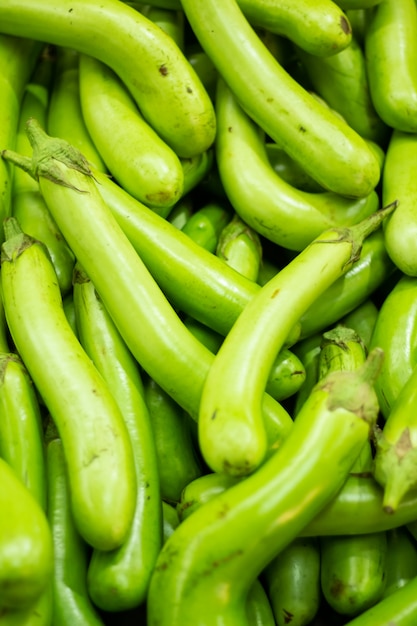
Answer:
263;537;321;626
0;35;42;242
292;333;322;416
181;203;231;253
246;579;275;626
383;527;417;598
177;472;243;522
1;226;137;551
181;0;381;198
265;143;323;192
0;457;53;610
237;0;352;56
178;471;417;538
162;501;180;544
140;4;185;49
147;363;377;626
216;213;262;282
296;36;388;144
340;298;379;350
79;53;184;210
72;267;162;611
13;134;292;453
12;191;75;295
166;197;194;229
12;48;53;197
180;149;214;201
183;315;224;354
0;0;216;158
365;0;417;132
46;437;105;626
95;167;260;336
304;475;417;537
11;47;76;296
198;211;388;476
335;0;382;7
143;377;203;505
47;47;107;172
186;46;218;102
341;575;417;626
0;354;47;511
0;585;53;626
299;229;395;340
370;274;417;418
320;532;388;616
265;348;306;402
215;78;379;252
96;162;391;351
382;129;417;276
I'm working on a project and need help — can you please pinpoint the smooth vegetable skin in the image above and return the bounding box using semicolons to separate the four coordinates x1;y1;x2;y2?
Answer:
265;143;323;192
298;229;395;340
383;527;417;598
295;35;388;144
46;436;105;626
0;457;53;610
181;202;231;253
181;0;381;198
1;219;137;551
236;0;352;57
335;0;382;7
140;4;185;49
320;532;388;616
0;353;47;511
0;0;216;158
143;377;203;504
216;212;262;282
342;575;417;626
93;152;391;343
246;579;275;626
340;298;379;350
47;46;107;172
13;57;76;295
0;34;42;241
94;166;261;337
178;471;417;538
78;53;185;210
382;129;417;276
72;265;162;611
370;274;417;418
147;350;382;626
263;537;321;626
198;203;395;476
1;120;293;454
365;0;417;132
215;78;379;251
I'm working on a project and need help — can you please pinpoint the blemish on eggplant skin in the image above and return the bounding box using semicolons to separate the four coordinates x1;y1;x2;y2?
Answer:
211;409;217;420
228;126;233;133
271;288;280;298
186;86;193;93
298;125;307;133
340;15;352;35
159;64;169;76
283;608;294;624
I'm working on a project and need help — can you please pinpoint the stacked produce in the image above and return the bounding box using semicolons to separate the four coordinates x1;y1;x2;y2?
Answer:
2;0;417;624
